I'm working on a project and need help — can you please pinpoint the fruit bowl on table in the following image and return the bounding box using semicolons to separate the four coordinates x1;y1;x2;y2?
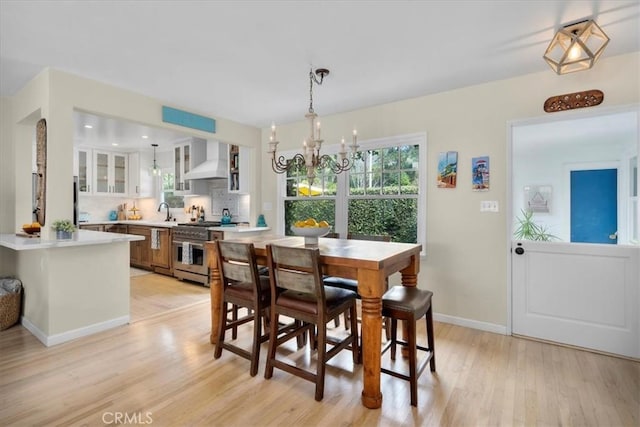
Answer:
291;226;331;245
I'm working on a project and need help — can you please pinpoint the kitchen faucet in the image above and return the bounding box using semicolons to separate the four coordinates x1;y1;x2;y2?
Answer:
157;202;171;221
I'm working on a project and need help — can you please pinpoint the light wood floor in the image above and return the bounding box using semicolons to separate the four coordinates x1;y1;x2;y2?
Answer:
130;272;209;323
0;276;638;426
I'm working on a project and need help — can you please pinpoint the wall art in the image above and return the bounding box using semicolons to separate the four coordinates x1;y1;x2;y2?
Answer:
524;185;552;213
437;151;458;188
543;89;603;113
472;156;490;191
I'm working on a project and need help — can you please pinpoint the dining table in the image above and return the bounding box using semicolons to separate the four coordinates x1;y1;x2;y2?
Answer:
205;234;422;409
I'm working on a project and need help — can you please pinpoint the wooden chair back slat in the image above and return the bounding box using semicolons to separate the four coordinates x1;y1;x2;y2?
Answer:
274;268;317;294
216;240;260;288
267;244;323;298
222;261;253;283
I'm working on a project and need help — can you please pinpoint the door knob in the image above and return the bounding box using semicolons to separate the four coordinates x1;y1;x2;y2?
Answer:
608;231;618;240
515;247;525;255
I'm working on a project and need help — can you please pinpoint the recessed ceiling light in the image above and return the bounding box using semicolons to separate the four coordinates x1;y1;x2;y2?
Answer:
141;135;149;139
84;124;93;129
111;143;119;146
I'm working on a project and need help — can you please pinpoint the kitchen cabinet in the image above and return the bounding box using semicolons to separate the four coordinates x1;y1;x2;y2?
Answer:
79;224;104;231
128;151;154;198
228;145;250;193
128;225;151;269
74;148;93;194
105;224;128;234
151;228;172;274
93;150;128;195
173;138;208;195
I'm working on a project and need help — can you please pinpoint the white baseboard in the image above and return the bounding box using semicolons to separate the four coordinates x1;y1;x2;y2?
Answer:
21;315;130;347
434;312;507;335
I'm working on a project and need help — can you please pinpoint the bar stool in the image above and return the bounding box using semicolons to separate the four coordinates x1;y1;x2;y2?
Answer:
380;286;436;406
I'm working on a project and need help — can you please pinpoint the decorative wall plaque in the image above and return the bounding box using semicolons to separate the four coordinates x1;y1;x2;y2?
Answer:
36;118;47;226
544;89;603;113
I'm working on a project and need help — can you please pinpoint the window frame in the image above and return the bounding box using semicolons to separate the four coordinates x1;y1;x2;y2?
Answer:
277;132;427;251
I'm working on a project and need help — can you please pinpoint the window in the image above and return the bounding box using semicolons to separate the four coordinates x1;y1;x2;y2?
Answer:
161;171;184;208
280;133;426;244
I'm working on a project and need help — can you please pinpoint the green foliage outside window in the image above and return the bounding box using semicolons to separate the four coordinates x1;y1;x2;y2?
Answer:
284;200;335;235
162;172;184;208
348;195;418;243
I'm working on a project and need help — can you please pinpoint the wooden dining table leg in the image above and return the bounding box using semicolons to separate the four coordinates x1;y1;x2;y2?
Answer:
206;241;222;344
360;294;383;409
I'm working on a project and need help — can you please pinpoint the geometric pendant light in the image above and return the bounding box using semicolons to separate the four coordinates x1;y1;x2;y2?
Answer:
543;20;610;75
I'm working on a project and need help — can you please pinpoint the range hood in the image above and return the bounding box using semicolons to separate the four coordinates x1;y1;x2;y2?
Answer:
184;140;228;179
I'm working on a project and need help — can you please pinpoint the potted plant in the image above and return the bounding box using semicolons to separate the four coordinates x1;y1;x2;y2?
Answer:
52;219;76;240
513;209;559;241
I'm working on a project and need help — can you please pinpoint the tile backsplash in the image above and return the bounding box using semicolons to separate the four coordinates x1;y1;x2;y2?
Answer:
78;179;250;223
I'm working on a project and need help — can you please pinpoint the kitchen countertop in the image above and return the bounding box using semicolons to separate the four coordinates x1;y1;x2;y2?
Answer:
80;221;270;233
0;230;145;251
209;226;271;233
80;220;179;228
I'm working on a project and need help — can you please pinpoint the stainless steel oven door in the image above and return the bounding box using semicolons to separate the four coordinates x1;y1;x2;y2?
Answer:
172;240;208;275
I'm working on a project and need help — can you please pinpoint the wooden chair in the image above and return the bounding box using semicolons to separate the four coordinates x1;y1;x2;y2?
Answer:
213;240;272;376
323;233;392;338
381;286;436;406
264;244;360;401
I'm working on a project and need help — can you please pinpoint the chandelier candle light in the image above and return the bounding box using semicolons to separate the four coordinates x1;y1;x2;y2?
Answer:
268;68;359;188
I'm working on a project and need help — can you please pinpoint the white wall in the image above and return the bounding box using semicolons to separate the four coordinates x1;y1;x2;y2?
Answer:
259;52;640;329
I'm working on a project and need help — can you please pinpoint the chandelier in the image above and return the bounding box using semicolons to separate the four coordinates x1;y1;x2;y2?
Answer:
543;20;609;75
268;68;359;189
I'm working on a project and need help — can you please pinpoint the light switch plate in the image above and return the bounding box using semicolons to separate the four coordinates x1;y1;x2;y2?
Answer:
480;201;499;212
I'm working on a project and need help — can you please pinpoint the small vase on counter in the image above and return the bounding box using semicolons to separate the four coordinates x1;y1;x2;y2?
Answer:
56;230;73;240
52;219;76;240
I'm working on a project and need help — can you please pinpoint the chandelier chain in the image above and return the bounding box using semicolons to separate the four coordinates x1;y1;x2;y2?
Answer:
309;69;314;114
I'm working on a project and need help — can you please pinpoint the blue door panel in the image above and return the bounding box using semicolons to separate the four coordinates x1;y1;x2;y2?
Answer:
570;169;617;244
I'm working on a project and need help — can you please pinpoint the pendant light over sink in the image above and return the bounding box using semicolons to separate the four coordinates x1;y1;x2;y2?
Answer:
151;143;160;176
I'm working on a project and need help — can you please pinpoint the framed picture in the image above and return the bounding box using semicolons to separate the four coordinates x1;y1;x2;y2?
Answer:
472;156;490;191
437;151;458;188
524;185;552;213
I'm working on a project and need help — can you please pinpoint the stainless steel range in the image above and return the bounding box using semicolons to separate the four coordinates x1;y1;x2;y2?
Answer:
172;222;229;286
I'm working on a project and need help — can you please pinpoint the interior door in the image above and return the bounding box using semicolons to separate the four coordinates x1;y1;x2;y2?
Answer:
510;108;639;359
571;168;618;243
512;241;639;358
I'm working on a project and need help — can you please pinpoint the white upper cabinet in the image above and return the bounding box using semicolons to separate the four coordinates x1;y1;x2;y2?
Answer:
173;138;208;195
74;147;128;196
74;147;93;194
92;150;128;195
129;151;154;198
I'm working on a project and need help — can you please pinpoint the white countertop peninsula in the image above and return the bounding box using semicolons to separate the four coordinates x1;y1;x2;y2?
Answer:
0;230;143;347
0;229;144;250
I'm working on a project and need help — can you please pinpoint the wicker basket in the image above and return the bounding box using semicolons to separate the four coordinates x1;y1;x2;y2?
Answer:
0;278;22;331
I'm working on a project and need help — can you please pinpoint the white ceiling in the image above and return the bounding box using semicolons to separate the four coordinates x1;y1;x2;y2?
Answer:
1;0;639;149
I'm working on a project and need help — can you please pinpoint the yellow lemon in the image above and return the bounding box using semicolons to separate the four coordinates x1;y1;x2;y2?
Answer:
305;218;318;227
318;220;329;228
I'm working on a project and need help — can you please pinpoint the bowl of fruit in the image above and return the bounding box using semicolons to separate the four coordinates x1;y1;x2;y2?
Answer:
22;222;41;235
291;218;331;245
